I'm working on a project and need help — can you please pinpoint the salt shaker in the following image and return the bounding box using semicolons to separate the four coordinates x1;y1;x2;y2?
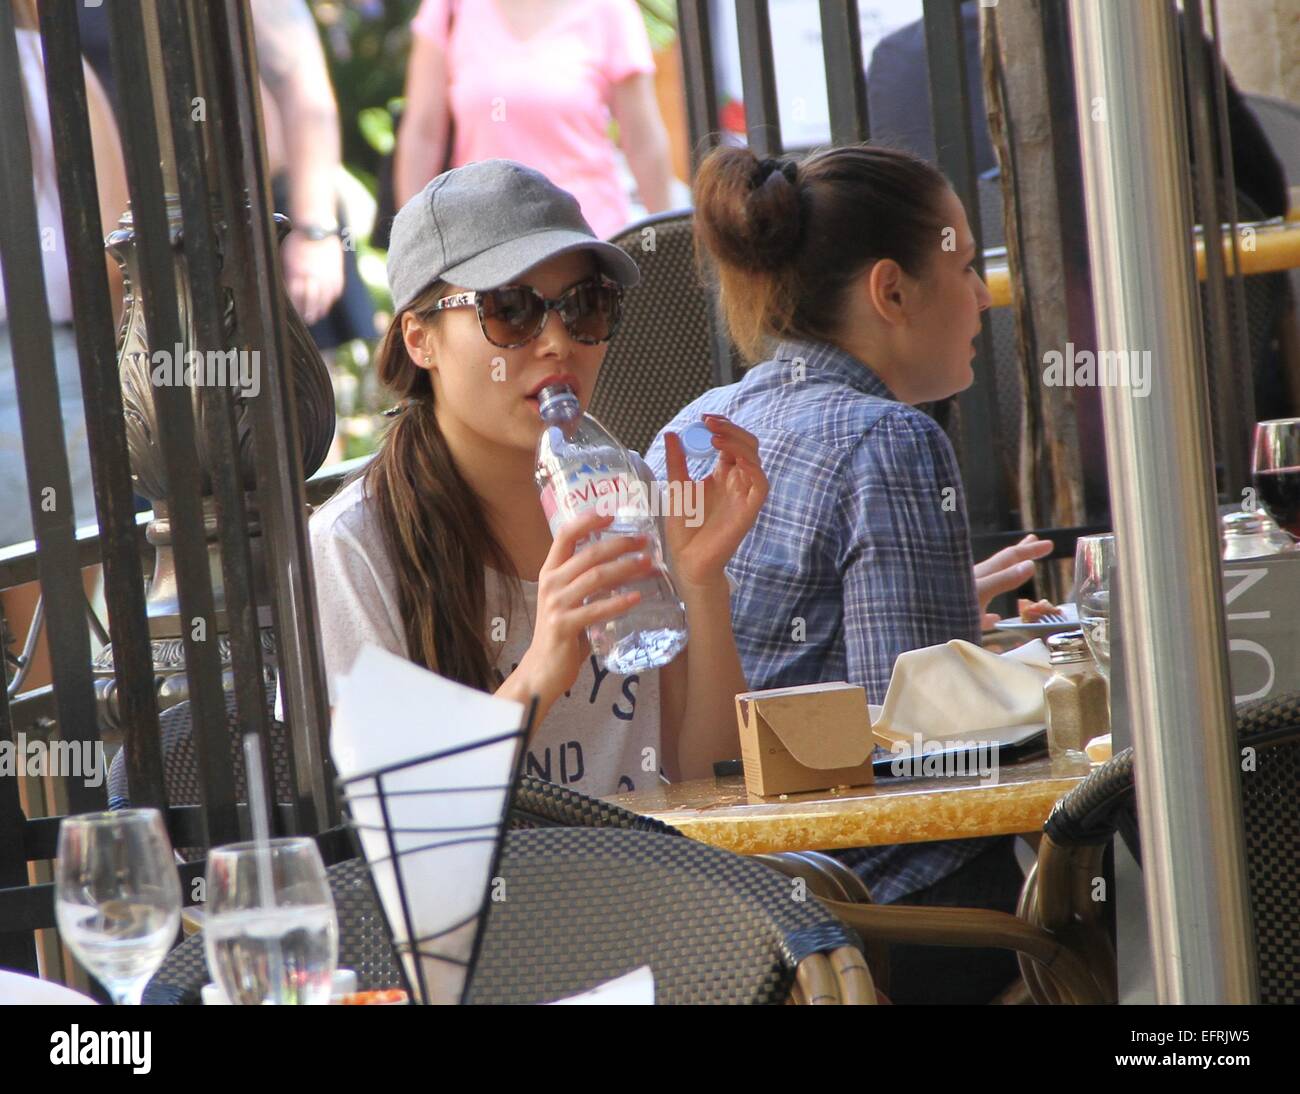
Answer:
1043;630;1109;769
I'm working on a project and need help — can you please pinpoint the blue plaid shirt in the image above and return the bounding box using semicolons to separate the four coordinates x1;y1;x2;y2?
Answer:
646;337;993;902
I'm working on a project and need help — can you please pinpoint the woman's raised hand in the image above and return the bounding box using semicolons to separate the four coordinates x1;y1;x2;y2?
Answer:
661;415;768;592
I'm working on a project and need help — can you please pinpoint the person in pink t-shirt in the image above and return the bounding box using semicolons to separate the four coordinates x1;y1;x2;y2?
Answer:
394;0;674;239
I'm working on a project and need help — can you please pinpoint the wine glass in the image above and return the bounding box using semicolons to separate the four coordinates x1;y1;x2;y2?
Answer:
55;809;182;1005
1074;534;1116;680
1251;419;1300;537
204;838;338;1005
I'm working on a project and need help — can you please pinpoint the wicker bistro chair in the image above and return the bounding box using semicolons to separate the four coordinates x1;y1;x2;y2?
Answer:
468;827;871;1004
144;828;873;1005
1018;691;1300;1005
144;856;401;1004
510;774;890;994
107;686;292;811
107;686;293;860
590;209;735;456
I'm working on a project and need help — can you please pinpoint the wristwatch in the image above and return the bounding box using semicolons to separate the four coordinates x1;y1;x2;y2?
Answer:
294;222;341;241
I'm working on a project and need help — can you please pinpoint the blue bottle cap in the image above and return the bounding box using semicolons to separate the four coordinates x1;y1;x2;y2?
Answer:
679;421;716;458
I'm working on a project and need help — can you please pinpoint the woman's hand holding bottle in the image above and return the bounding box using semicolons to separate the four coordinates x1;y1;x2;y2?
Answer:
499;511;654;715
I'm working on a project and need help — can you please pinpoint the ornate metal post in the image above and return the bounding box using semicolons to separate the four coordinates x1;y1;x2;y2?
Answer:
92;199;335;728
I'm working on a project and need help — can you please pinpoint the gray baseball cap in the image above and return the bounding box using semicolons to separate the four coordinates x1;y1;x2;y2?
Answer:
386;159;641;312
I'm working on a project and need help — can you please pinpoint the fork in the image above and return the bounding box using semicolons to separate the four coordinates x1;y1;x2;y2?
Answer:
1037;610;1068;624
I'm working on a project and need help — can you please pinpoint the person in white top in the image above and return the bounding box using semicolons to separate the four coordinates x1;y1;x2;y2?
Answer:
307;160;767;797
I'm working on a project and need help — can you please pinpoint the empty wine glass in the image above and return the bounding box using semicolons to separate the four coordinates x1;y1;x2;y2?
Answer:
204;838;338;1005
1074;534;1116;680
55;809;182;1005
1251;419;1300;538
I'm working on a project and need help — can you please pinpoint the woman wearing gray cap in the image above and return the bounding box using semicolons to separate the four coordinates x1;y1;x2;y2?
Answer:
308;160;766;796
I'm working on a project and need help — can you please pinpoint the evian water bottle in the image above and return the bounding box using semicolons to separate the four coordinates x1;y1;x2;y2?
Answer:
534;383;688;673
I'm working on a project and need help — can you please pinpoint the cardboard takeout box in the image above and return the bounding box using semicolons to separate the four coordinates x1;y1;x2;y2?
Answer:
735;681;875;797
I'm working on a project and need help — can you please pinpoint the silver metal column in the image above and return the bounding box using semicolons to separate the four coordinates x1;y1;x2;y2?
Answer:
1067;0;1256;1002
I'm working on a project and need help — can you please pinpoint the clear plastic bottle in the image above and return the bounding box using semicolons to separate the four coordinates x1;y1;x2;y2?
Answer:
533;383;688;673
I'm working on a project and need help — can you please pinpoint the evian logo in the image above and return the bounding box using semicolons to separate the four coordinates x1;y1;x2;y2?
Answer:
565;468;624;504
49;1026;151;1074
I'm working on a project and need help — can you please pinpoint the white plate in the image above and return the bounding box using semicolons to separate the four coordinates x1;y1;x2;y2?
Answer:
993;601;1079;636
0;968;98;1005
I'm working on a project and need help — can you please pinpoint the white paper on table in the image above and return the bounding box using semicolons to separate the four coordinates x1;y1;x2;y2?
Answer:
331;644;527;1005
1001;637;1052;671
546;966;655;1005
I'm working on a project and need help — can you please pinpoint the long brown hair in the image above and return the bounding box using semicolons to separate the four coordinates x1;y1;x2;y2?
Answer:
362;281;515;690
693;143;950;361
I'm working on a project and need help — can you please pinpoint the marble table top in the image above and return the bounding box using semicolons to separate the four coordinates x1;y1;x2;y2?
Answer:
604;755;1091;855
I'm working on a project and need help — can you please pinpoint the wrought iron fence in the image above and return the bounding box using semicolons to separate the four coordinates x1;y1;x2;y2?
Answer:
0;0;336;976
672;0;1272;551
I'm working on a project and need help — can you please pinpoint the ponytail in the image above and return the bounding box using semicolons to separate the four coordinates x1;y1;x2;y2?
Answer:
362;284;515;690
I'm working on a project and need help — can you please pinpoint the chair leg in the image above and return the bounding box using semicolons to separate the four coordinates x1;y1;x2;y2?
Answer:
1027;838;1118;1003
792;952;842;1004
829;945;878;1005
755;851;890;993
819;898;1108;1005
1016;860;1058;1004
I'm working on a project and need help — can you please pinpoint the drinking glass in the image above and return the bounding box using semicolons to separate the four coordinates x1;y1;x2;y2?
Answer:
204;837;338;1005
1251;419;1300;537
55;809;182;1005
1074;534;1116;680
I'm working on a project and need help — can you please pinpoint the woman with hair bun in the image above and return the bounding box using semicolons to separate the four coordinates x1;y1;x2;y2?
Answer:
647;144;1051;1004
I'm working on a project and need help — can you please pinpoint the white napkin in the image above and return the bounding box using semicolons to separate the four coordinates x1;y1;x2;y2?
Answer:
331;645;526;1005
871;639;1052;747
547;966;655;1005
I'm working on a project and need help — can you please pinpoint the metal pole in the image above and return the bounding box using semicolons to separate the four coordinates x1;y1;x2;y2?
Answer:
675;0;720;175
39;0;165;812
819;0;869;145
1068;0;1255;1002
201;0;337;832
922;0;1006;535
0;0;103;817
735;0;781;157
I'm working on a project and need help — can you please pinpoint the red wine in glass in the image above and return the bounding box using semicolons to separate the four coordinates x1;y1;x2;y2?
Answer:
1252;420;1300;538
1253;468;1300;537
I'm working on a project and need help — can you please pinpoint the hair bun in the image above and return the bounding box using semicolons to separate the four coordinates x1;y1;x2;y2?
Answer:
692;146;803;277
752;157;799;190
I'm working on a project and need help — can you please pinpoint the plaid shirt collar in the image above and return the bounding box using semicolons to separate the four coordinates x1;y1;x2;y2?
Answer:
768;337;898;404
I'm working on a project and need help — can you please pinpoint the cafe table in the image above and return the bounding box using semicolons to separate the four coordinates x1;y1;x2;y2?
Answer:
604;756;1089;856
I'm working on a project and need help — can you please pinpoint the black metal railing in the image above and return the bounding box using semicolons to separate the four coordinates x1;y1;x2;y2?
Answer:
672;0;1268;542
0;0;334;975
675;0;1014;533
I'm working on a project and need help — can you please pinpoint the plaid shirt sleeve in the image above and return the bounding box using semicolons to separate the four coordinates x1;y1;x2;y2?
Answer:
836;407;981;705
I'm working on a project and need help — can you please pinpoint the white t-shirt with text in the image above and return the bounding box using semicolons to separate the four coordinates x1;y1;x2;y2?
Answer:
298;469;664;798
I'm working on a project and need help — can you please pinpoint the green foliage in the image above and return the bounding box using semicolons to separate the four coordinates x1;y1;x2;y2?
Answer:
311;0;420;199
636;0;677;53
357;105;397;156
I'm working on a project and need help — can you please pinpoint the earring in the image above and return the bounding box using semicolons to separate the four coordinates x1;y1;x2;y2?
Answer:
423;355;431;365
